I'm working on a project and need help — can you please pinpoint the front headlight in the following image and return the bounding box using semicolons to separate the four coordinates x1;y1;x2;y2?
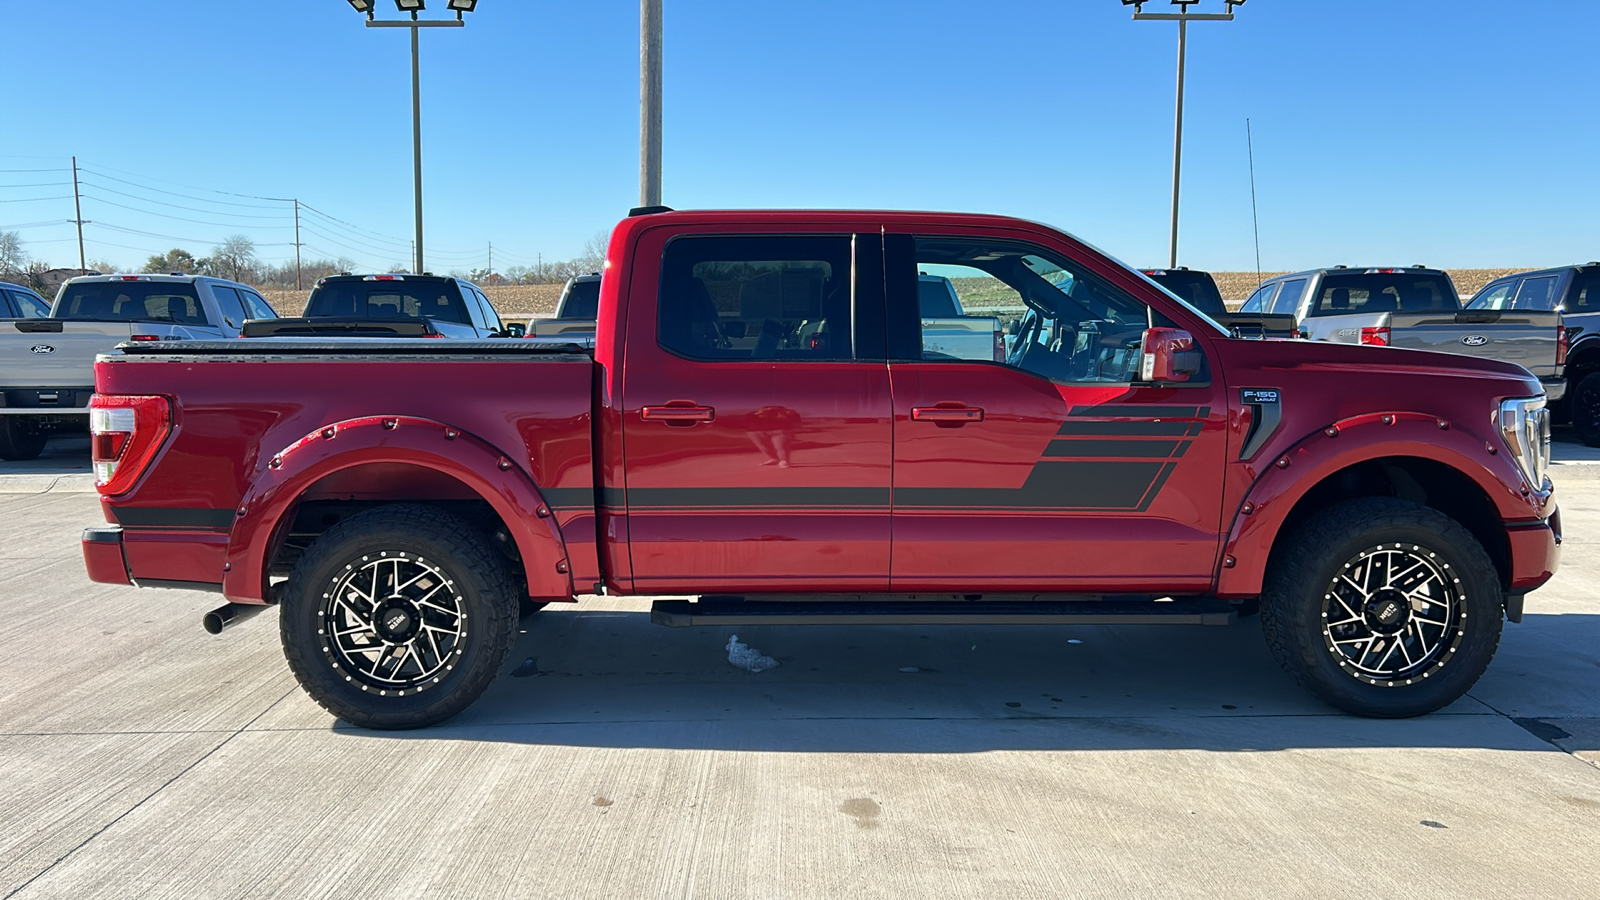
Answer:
1498;396;1551;489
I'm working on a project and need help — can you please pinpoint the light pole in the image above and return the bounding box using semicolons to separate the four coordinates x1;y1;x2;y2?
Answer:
1123;0;1245;268
640;0;663;209
346;0;479;273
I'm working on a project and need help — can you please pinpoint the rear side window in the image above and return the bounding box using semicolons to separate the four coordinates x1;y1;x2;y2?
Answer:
1513;275;1560;311
56;282;206;324
211;286;249;330
557;280;601;319
306;279;469;324
1270;279;1307;315
6;289;49;317
1240;283;1277;313
1468;280;1518;311
1310;273;1456;316
658;235;853;361
1570;269;1599;312
916;277;961;317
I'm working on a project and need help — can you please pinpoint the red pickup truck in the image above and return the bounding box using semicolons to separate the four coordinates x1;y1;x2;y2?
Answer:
81;209;1560;729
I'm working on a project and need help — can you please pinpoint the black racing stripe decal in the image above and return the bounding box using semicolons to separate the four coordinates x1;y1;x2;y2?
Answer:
1044;439;1185;459
1067;405;1202;419
1057;420;1193;436
539;487;595;509
1135;462;1180;512
624;487;891;509
896;461;1165;510
599;486;626;508
111;507;235;529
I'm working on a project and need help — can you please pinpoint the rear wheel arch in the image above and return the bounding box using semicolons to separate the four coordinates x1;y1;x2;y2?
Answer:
223;417;573;604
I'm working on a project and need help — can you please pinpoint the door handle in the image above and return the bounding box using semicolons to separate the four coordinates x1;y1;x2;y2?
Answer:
641;403;715;424
911;405;984;425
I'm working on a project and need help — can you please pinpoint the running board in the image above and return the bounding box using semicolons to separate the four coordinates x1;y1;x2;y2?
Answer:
649;597;1238;628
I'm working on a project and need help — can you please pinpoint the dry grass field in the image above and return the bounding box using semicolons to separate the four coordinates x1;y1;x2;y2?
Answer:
253;269;1526;319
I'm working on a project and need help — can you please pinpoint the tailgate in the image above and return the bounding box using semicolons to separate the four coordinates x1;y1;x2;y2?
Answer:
1;321;132;404
1213;312;1298;339
1388;310;1563;377
921;315;1002;360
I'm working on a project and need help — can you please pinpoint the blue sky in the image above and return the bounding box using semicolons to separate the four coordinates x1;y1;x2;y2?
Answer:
2;0;1595;275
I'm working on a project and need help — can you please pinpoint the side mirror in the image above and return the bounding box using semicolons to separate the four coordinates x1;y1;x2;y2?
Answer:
1140;327;1202;382
504;322;527;338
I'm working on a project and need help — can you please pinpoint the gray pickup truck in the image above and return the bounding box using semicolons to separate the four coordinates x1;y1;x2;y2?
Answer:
0;273;275;460
1140;267;1298;338
1243;266;1565;400
916;274;1004;361
527;274;601;349
1467;262;1597;443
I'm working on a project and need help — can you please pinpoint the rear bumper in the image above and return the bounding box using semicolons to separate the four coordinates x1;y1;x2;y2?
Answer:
1506;506;1561;593
1541;376;1566;403
82;527;132;586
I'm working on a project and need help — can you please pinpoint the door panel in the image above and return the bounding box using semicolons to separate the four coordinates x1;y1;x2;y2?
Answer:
620;229;893;593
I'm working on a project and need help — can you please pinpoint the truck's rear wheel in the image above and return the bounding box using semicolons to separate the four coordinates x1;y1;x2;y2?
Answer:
0;418;47;461
1572;372;1600;447
280;504;519;729
1260;498;1502;718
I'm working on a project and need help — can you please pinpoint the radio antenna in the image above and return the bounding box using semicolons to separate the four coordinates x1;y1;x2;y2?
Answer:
1247;118;1262;288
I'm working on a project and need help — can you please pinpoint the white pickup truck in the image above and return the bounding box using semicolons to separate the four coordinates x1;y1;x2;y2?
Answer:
0;273;275;460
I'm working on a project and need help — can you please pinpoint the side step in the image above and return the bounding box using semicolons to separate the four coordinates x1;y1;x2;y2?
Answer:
650;597;1238;628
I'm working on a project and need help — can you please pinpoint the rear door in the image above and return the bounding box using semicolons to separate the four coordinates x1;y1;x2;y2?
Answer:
883;228;1229;594
619;227;893;594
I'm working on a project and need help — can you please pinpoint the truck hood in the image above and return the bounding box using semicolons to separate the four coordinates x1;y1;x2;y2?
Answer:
1226;338;1545;406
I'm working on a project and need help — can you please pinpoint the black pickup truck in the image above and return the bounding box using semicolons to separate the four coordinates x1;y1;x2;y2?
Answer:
1468;263;1596;443
1141;268;1297;338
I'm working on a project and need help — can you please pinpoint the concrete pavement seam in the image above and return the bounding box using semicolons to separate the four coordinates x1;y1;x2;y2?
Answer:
1;686;301;900
1467;690;1600;771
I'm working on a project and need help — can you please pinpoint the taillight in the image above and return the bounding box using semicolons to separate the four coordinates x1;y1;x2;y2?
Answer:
1360;327;1390;346
422;332;446;338
1557;324;1568;367
129;334;161;342
993;330;1006;362
90;395;172;495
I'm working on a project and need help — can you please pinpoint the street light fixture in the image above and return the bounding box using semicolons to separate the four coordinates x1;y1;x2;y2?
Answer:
346;1;474;275
1123;0;1247;267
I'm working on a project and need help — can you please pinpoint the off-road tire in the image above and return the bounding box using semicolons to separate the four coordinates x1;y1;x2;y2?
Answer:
280;504;519;729
1259;497;1503;718
0;418;47;461
1572;372;1600;447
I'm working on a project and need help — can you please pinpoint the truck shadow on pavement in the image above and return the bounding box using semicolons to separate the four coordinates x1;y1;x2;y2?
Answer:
341;607;1600;758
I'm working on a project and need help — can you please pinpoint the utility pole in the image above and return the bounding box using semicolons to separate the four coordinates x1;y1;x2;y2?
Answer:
488;241;492;277
293;199;303;291
1125;0;1245;268
70;156;87;273
640;0;663;208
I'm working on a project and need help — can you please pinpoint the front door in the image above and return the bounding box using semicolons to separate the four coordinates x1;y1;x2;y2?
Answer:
884;230;1229;594
620;229;893;594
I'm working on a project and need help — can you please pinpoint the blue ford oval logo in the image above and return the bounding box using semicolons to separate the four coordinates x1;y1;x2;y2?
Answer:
1460;335;1489;346
29;344;55;354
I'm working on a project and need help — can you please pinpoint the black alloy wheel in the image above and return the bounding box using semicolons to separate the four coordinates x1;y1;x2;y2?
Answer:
1572;372;1600;447
1260;497;1503;718
0;418;47;461
280;504;519;729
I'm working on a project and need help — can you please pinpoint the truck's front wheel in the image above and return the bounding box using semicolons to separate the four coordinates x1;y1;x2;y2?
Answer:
1572;372;1600;447
1260;498;1503;718
280;504;519;729
0;418;47;461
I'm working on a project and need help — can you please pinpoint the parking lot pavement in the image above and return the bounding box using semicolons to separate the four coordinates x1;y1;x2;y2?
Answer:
0;457;1595;898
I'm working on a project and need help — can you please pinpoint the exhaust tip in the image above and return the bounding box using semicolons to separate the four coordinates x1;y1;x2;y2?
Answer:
203;602;265;635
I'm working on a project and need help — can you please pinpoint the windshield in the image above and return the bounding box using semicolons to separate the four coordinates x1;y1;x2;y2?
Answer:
1143;271;1226;317
56;281;206;324
1310;273;1458;317
306;279;468;324
557;279;600;319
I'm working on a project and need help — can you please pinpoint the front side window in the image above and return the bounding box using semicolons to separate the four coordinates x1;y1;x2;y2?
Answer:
908;237;1162;384
1468;280;1518;311
473;287;502;331
1513;275;1560;311
658;235;853;361
211;285;249;330
240;289;277;320
7;290;49;317
1240;282;1278;313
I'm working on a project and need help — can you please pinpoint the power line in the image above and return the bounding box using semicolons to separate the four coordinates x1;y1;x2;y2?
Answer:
0;195;73;203
78;161;294;203
79;194;295;230
0;181;73;189
76;167;289;210
0;167;70;173
77;179;291;220
95;221;295;247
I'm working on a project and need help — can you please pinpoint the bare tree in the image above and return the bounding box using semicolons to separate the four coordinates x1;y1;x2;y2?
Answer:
0;231;27;276
205;235;257;283
144;248;200;274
